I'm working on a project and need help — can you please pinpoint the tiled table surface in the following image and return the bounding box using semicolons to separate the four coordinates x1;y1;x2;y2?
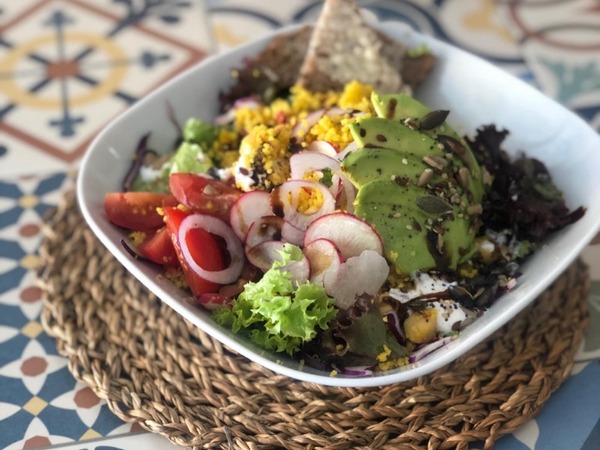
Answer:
1;1;599;449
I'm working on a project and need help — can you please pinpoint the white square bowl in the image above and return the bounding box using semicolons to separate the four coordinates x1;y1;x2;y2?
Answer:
77;22;600;387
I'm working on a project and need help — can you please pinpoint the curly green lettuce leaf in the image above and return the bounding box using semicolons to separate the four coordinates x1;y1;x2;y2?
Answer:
212;244;337;355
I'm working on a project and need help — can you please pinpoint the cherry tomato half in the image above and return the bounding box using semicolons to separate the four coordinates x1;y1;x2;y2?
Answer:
169;173;242;223
104;192;177;230
137;227;178;266
163;207;224;298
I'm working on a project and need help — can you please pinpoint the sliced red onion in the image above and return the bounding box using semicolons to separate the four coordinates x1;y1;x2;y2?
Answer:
214;97;260;125
178;214;244;285
214;110;235;126
340;366;373;377
271;180;336;231
122;133;152;192
409;336;456;364
120;238;149;262
384;310;406;345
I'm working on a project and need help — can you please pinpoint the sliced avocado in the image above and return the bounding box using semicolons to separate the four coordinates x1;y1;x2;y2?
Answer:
372;91;430;121
342;147;440;188
349;118;443;158
344;92;485;275
371;92;483;200
354;179;476;274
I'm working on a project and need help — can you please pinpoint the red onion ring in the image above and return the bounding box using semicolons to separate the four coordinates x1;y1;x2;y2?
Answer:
178;214;244;285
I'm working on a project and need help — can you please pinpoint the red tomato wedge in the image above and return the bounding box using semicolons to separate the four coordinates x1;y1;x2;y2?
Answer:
163;207;225;299
169;173;242;222
105;192;177;230
137;227;178;266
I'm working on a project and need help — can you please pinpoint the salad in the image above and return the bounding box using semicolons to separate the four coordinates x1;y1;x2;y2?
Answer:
103;6;585;375
104;84;584;374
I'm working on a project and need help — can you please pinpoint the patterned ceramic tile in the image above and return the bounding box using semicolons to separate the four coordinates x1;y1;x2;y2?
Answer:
0;0;211;176
204;0;600;130
0;1;213;447
1;1;599;449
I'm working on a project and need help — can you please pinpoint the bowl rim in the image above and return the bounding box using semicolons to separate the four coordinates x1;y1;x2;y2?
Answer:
77;21;600;387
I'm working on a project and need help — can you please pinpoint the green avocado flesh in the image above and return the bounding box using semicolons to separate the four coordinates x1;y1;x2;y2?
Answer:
341;93;484;275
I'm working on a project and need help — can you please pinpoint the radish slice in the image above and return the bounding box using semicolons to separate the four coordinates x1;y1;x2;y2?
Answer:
290;152;341;179
281;221;305;246
292;109;325;139
306;140;338;158
271;180;336;231
325;106;347;117
245;240;284;271
304;238;342;284
245;215;283;249
336;141;358;161
337;173;356;213
290;152;343;198
304;212;383;260
246;240;310;284
323;250;389;309
230;191;273;241
214;97;260;125
178;214;244;285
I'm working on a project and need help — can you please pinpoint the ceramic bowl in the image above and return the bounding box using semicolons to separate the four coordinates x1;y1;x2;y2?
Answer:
78;22;600;387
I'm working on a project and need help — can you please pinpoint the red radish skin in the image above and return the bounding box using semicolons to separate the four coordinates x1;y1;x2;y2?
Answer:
229;190;272;241
304;212;383;260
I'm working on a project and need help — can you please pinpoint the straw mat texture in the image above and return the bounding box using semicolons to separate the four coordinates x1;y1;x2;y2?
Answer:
38;189;590;450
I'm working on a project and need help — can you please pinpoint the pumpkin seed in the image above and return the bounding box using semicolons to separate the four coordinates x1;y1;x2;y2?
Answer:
416;195;453;215
419;109;449;130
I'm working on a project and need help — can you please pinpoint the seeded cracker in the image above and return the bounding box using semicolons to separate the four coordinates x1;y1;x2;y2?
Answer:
297;0;408;93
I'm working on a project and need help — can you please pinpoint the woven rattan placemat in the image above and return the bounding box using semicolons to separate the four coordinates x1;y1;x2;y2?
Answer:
38;189;590;450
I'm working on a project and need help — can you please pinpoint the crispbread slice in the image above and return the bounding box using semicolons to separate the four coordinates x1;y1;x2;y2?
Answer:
297;0;408;93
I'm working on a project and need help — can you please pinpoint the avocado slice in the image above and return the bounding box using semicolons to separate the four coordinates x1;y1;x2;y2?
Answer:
349;118;444;158
342;147;441;188
355;179;476;274
371;92;483;201
343;93;484;275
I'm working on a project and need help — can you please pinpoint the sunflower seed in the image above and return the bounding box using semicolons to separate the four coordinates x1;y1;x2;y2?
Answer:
417;168;434;186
